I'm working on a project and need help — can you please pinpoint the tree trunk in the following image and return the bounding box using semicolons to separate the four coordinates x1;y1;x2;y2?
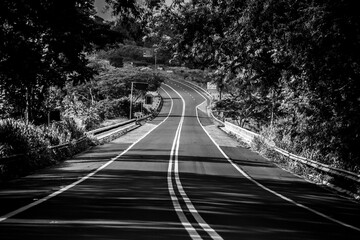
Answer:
25;87;30;124
24;86;33;124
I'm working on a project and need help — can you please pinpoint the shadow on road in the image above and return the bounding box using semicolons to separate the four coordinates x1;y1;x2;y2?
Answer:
0;144;359;240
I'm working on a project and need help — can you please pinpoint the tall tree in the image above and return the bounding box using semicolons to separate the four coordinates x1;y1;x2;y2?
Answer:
0;0;140;122
151;0;360;169
0;0;98;122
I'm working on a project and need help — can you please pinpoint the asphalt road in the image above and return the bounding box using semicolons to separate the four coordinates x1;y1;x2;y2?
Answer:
0;79;359;240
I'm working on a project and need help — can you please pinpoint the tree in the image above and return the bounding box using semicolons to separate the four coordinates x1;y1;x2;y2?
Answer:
0;0;141;123
0;0;98;122
151;0;360;169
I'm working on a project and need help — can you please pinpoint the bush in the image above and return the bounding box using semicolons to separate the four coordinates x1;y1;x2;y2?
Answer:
132;61;150;67
40;125;63;146
97;98;130;120
61;60;166;130
97;44;172;66
109;56;124;68
82;107;102;131
61;94;102;131
87;60;108;71
0;118;94;180
0;118;87;157
0;143;13;157
0;119;51;167
60;117;85;140
41;118;86;145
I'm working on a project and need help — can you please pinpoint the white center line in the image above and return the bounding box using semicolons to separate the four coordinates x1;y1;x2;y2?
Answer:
164;83;223;240
162;86;202;240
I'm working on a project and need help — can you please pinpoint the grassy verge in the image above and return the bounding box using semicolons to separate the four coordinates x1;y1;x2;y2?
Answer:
250;134;360;200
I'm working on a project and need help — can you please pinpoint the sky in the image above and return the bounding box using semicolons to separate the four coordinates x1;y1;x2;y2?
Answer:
94;0;173;21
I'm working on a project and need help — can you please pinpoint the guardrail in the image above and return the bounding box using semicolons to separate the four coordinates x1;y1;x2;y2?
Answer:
273;147;360;183
87;119;136;136
86;94;162;142
221;121;360;180
222;121;258;144
0;118;146;180
1;94;164;180
182;79;360;197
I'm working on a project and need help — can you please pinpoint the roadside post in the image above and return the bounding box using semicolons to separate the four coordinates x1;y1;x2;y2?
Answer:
129;82;134;119
129;82;148;119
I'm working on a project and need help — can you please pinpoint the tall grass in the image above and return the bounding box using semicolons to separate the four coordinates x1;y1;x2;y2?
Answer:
0;119;51;168
0;118;88;179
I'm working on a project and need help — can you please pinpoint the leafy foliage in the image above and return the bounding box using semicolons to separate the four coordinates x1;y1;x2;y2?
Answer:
0;119;51;170
151;0;360;171
47;118;86;144
0;0;99;122
109;56;124;68
0;0;146;123
61;63;165;130
97;44;172;66
0;118;90;180
0;118;86;157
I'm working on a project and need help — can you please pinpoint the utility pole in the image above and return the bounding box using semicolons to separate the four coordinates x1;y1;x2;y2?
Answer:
129;82;134;119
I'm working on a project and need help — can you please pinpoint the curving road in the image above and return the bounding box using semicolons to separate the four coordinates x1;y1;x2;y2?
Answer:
0;79;359;240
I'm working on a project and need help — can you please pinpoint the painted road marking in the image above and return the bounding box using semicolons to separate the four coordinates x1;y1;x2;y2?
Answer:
165;83;223;240
162;86;202;240
0;87;174;223
183;80;360;233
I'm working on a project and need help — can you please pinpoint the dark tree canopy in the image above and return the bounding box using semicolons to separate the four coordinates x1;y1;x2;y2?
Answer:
149;0;360;170
0;0;141;122
0;0;99;120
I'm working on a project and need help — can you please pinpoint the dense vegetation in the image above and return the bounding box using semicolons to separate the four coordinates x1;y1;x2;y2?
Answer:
149;0;360;171
2;0;359;174
0;0;166;177
0;117;91;179
0;0;159;123
97;43;172;67
61;61;165;130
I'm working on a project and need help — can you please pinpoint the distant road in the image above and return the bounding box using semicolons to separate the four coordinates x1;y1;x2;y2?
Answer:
0;79;359;240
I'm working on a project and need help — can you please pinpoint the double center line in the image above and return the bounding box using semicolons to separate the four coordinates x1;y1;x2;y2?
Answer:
164;84;222;240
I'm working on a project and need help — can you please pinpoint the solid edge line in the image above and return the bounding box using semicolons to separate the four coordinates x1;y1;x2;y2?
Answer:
190;87;360;232
164;83;223;240
0;86;172;223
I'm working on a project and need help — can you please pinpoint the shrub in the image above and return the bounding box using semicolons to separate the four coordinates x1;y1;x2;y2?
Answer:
132;61;150;67
81;107;102;131
0;118;95;180
0;119;51;167
97;44;172;66
87;60;108;71
41;118;86;146
109;56;124;68
0;143;13;157
97;98;130;120
62;94;102;131
40;125;63;146
60;117;85;140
